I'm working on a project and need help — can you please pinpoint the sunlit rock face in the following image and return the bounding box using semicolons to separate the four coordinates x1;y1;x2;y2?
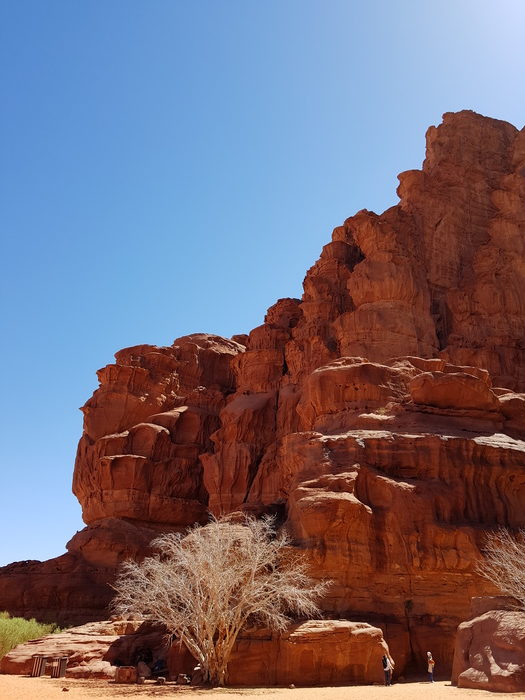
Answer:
452;600;525;693
1;111;524;675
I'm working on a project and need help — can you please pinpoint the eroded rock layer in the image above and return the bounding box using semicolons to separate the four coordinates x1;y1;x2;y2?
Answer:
1;110;525;675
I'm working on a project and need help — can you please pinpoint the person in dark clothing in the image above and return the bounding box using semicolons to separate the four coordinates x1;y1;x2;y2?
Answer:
382;654;394;685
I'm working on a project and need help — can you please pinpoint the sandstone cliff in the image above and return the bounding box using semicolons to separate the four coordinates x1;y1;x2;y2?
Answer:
1;110;524;676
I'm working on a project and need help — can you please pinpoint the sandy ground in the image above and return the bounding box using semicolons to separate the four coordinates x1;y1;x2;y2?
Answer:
0;677;523;700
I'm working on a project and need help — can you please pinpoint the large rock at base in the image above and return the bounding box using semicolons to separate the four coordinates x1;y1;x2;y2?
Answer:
166;620;390;686
228;620;388;686
2;618;389;687
452;609;525;692
0;620;166;679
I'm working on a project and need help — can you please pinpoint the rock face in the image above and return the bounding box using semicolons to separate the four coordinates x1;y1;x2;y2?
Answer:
1;110;525;677
226;621;389;686
452;607;525;692
1;619;389;686
168;621;391;686
0;620;164;678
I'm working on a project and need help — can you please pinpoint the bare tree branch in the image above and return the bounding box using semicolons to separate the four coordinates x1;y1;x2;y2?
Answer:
476;528;525;610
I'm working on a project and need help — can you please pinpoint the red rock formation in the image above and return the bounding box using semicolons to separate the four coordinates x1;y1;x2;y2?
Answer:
73;334;243;526
452;606;525;692
0;620;164;678
167;620;392;686
1;110;525;679
222;620;389;686
1;619;389;687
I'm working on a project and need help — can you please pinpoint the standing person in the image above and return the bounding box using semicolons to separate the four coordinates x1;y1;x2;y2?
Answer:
426;651;435;682
382;654;394;686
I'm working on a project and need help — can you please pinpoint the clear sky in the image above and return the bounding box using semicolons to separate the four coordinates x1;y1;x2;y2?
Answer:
1;1;524;567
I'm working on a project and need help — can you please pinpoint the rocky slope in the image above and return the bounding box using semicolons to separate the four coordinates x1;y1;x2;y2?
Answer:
1;110;524;675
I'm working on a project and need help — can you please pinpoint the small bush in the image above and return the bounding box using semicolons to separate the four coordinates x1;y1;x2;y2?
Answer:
0;612;61;659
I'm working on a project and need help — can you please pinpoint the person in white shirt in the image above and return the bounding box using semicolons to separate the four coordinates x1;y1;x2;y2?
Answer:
381;654;394;685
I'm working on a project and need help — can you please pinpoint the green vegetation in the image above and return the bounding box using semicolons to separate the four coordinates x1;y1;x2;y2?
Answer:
375;406;390;415
0;612;61;659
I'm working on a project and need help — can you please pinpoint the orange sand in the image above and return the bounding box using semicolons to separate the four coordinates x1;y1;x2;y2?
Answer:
0;677;522;700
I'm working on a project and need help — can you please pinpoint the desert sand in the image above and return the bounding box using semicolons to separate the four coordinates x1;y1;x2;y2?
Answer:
0;677;521;700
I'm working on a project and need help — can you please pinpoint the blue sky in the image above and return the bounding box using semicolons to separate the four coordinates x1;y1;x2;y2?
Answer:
1;1;524;566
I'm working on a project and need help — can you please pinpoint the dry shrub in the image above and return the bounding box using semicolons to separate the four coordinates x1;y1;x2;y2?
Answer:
477;528;525;610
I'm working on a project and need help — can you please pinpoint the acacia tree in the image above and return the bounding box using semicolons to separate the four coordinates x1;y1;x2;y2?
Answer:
477;527;525;610
111;515;327;686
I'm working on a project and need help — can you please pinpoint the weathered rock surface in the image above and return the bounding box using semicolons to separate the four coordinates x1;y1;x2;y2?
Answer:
1;619;389;686
0;519;178;626
0;620;164;678
452;608;525;692
168;621;391;686
1;110;525;679
74;334;243;526
227;620;389;686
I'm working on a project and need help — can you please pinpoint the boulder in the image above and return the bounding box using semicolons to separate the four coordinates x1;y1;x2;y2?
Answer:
452;609;525;692
227;620;389;686
0;619;166;679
